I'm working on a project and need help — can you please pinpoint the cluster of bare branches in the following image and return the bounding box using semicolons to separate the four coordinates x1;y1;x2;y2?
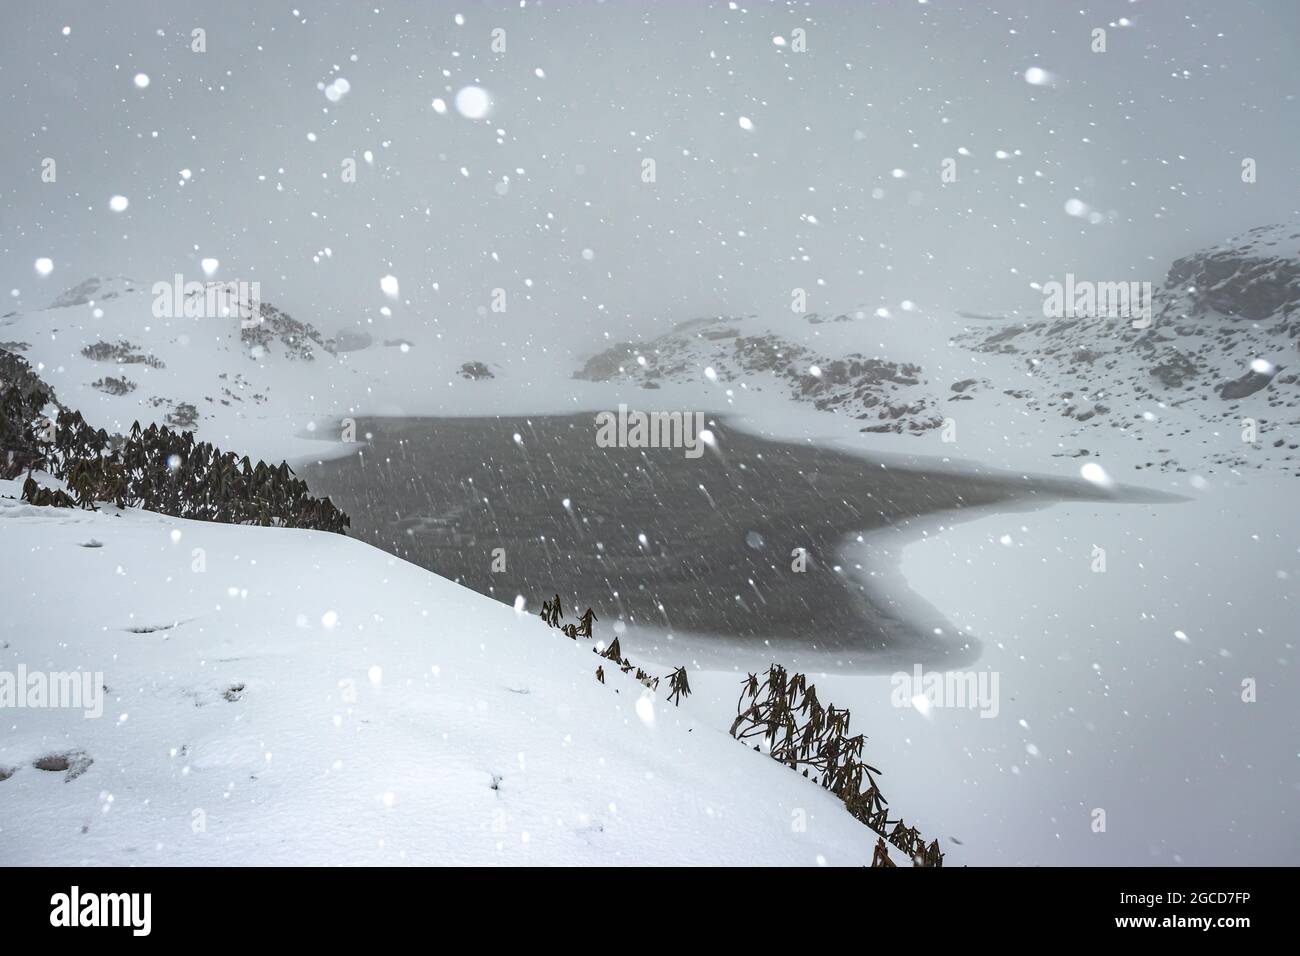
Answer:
731;663;943;868
537;595;690;703
596;635;661;691
536;599;942;866
666;666;690;706
870;837;895;868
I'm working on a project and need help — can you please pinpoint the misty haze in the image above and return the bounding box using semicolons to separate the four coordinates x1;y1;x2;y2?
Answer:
1;0;1297;885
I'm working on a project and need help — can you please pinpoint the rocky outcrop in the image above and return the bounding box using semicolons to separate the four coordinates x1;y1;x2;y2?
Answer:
242;301;335;361
575;317;942;433
952;223;1300;474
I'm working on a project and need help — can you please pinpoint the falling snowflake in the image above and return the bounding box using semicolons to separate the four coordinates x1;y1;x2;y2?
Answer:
454;86;492;119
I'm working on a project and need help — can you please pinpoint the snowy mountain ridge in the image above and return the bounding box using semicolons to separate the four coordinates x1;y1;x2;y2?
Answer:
564;225;1300;478
5;223;1297;479
574;311;944;435
953;222;1300;477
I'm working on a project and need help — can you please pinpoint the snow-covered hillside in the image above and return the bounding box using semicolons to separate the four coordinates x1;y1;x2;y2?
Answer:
0;474;908;866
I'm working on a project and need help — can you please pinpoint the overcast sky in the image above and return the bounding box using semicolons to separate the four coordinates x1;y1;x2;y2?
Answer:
2;0;1297;353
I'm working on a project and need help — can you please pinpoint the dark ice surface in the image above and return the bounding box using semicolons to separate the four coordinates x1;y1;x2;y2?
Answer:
302;414;1171;666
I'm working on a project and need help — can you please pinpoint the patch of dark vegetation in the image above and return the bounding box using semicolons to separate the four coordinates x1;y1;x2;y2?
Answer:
20;478;76;507
1;351;349;533
0;765;15;782
92;375;136;396
732;664;943;867
40;415;350;532
223;683;245;702
1;349;58;478
80;340;165;368
459;361;494;380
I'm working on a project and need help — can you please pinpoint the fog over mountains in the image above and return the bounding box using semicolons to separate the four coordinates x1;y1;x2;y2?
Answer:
3;1;1299;360
3;2;1299;872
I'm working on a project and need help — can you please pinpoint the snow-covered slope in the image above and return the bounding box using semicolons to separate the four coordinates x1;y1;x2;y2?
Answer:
0;476;901;866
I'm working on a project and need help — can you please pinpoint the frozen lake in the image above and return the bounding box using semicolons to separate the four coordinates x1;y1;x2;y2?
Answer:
303;414;1143;666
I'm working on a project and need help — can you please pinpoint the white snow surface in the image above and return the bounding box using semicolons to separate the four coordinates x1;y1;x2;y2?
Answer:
0;476;890;866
